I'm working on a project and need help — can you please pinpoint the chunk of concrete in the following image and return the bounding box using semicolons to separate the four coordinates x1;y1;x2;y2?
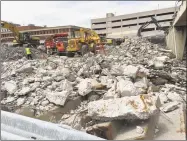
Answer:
110;65;123;76
137;66;149;78
6;97;15;103
167;92;184;103
134;77;148;94
103;88;118;100
103;81;118;100
62;79;73;92
158;93;168;105
4;80;17;95
62;68;70;77
41;100;49;106
46;91;69;106
77;79;92;96
123;65;139;78
155;56;169;62
18;87;32;96
160;101;179;113
17;98;25;106
90;79;106;89
88;95;159;120
100;76;115;88
136;126;144;134
86;121;122;140
152;78;168;85
30;82;40;91
16;63;33;73
117;80;138;97
88;93;100;101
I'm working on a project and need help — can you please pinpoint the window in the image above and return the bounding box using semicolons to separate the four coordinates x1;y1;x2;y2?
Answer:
92;22;106;25
112;26;121;29
122;17;137;21
139;15;155;19
112;20;121;23
142;28;155;32
92;28;106;30
157;12;174;16
158;19;172;23
122;24;137;27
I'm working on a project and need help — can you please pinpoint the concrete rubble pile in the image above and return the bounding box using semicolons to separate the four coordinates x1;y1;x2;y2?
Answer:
1;37;186;139
0;46;47;61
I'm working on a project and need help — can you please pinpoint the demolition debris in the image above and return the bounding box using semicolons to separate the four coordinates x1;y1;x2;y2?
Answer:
1;37;186;140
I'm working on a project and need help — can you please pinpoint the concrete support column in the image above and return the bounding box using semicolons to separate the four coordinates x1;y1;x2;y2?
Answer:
174;26;186;59
166;26;186;60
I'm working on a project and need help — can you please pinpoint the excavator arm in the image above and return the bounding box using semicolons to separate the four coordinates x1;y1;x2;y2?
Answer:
1;21;21;43
137;17;166;37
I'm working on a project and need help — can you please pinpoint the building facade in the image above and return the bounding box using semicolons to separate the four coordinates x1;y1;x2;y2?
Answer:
91;7;178;38
1;25;84;42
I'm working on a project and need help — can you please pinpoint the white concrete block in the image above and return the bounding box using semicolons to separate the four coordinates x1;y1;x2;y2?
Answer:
123;65;139;78
77;79;92;96
46;91;69;106
4;81;17;95
88;95;158;120
117;80;138;97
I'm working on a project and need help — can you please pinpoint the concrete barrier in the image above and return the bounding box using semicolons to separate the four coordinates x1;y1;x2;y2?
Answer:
1;110;104;140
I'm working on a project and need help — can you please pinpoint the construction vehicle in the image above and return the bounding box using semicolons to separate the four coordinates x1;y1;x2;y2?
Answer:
1;21;40;47
137;17;167;37
44;33;68;55
66;28;101;57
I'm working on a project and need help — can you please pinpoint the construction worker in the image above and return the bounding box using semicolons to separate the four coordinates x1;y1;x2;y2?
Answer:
25;45;33;60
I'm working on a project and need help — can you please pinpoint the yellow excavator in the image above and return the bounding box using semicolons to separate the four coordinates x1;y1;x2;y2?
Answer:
1;21;40;47
66;28;101;57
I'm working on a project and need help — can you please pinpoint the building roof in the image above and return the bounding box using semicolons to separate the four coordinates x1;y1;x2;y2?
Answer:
91;7;178;21
1;25;88;34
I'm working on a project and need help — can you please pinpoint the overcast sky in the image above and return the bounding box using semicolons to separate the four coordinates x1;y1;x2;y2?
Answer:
1;1;178;28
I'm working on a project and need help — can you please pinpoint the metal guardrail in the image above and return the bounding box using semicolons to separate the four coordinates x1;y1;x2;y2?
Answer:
1;110;105;140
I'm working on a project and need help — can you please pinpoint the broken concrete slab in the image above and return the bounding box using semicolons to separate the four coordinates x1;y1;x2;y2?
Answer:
155;105;186;140
88;95;159;121
4;80;17;95
46;91;69;106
